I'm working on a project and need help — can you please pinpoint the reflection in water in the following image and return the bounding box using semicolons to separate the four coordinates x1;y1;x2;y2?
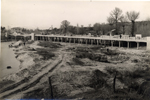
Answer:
0;42;20;79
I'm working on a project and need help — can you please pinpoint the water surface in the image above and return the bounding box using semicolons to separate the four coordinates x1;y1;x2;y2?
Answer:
0;42;20;80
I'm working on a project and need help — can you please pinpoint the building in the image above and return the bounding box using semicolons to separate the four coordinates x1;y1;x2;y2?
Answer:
11;27;23;33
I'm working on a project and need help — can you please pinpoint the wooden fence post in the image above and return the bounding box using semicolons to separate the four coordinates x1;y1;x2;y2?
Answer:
48;77;53;99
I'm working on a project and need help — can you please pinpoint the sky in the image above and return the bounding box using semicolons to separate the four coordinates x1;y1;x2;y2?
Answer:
1;0;150;29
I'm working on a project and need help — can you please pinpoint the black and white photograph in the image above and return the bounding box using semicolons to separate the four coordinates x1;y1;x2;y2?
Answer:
1;0;150;99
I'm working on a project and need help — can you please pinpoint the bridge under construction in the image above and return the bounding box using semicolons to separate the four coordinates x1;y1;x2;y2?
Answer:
8;33;150;50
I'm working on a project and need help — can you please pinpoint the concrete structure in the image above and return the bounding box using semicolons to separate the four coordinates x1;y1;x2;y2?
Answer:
147;37;150;50
11;27;23;33
10;34;149;50
31;33;35;40
136;34;142;39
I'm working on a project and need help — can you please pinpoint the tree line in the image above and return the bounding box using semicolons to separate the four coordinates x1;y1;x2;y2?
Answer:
1;7;150;37
59;7;150;37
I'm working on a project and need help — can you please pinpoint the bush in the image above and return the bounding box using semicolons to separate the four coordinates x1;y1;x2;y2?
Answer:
89;70;107;90
38;41;61;48
0;80;15;88
138;81;150;95
26;40;34;44
36;49;55;60
104;66;118;74
143;87;150;100
131;59;139;63
72;58;84;65
90;46;103;51
76;52;107;62
103;50;118;56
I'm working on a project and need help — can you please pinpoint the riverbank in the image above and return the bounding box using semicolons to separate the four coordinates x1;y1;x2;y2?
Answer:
0;40;150;100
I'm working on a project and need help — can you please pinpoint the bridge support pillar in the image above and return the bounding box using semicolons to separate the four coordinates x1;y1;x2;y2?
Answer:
137;42;139;49
81;39;83;44
119;41;120;47
127;42;129;48
86;39;87;45
127;41;130;49
31;33;35;41
111;41;114;47
91;40;93;45
147;37;150;50
104;40;106;46
97;40;99;45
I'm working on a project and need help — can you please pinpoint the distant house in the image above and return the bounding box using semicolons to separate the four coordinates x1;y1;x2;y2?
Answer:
11;27;23;33
12;32;21;36
87;33;91;37
135;34;142;39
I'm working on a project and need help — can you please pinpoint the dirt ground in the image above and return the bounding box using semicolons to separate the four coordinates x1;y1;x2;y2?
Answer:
0;41;150;100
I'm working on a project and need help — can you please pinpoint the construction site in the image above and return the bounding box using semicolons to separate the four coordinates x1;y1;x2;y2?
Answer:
0;39;150;100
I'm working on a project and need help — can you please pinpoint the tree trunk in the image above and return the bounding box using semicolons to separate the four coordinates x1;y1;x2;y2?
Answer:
131;21;135;36
123;25;125;35
116;21;118;35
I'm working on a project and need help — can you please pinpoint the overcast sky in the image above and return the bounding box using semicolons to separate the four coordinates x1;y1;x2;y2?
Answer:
1;0;150;29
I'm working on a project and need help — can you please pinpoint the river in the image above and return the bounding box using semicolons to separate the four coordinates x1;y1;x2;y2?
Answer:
0;42;20;80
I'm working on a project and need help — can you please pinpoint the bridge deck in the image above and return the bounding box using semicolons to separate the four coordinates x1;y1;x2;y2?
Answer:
36;35;147;43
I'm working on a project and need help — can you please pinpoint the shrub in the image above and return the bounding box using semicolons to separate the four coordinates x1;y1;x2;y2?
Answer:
0;80;15;88
76;52;107;62
26;40;34;44
38;41;61;48
72;58;84;65
138;81;150;95
36;49;55;60
103;50;118;56
131;59;139;63
143;87;150;100
89;70;107;90
104;66;118;74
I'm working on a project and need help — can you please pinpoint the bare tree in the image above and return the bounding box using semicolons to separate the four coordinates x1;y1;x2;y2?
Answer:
107;16;115;34
68;25;75;34
120;15;128;35
126;11;140;36
61;20;70;34
76;24;80;34
80;25;85;35
93;23;101;35
107;16;114;26
110;7;123;35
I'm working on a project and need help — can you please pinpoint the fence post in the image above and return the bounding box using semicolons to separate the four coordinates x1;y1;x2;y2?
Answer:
48;77;53;99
